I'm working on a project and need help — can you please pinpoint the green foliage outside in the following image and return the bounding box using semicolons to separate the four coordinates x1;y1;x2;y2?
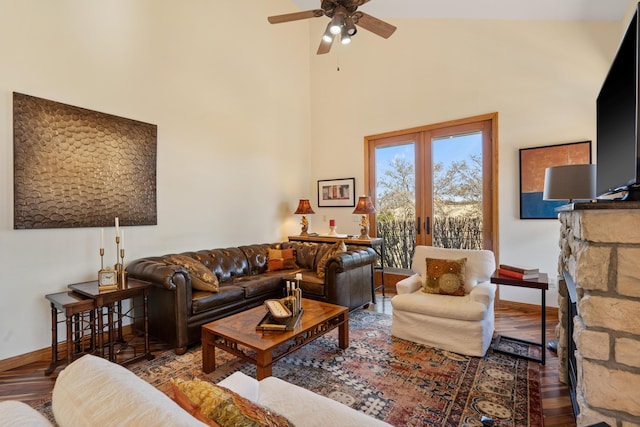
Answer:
375;155;483;269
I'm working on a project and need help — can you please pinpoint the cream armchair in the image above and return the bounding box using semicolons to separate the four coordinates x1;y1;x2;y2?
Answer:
391;246;496;357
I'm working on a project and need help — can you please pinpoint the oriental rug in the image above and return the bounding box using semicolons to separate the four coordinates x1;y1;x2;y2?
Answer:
33;310;542;427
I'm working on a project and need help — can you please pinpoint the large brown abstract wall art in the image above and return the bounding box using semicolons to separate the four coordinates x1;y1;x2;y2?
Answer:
13;92;157;229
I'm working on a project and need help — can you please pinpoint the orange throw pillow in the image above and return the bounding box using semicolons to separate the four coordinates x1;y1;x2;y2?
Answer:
170;378;293;427
267;248;299;272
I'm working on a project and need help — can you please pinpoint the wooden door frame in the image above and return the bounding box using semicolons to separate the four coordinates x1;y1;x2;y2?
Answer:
363;112;499;256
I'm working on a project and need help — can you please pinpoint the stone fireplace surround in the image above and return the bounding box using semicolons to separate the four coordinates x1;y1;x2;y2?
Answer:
557;203;640;427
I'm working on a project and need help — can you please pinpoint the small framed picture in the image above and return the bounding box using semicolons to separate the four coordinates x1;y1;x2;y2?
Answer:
317;178;356;207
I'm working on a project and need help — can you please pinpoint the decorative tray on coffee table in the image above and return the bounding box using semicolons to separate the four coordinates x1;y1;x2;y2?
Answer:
256;308;304;332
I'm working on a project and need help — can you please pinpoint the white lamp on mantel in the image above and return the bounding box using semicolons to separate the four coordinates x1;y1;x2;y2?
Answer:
543;164;596;204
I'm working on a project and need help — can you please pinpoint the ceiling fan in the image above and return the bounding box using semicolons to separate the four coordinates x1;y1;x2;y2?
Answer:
268;0;397;55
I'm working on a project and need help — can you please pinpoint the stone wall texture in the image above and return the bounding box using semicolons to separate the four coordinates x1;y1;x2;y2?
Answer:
558;208;640;427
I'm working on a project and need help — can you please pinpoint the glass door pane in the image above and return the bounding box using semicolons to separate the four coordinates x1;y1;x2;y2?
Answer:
431;132;483;249
375;142;416;269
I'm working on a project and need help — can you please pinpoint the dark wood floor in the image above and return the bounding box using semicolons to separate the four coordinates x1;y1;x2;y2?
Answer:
0;293;575;426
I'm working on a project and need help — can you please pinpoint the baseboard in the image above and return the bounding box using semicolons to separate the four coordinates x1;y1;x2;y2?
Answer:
0;324;136;373
0;347;50;372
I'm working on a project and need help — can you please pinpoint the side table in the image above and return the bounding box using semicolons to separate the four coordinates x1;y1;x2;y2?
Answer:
44;291;96;375
68;279;154;365
491;272;549;365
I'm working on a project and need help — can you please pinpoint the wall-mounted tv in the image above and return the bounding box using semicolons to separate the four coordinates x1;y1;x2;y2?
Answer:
596;3;640;200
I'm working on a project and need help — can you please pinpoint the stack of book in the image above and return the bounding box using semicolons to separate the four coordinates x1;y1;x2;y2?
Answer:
497;264;539;280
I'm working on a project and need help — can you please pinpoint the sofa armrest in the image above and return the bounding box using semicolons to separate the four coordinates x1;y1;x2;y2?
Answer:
126;258;193;354
323;248;376;310
126;259;190;291
0;401;54;427
257;376;392;427
396;274;422;294
325;247;376;272
469;281;497;308
52;355;207;427
216;371;260;402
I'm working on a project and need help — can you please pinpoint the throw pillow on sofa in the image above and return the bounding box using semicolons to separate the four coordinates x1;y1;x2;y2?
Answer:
267;248;299;272
316;241;346;279
170;378;293;427
422;257;466;296
166;255;219;292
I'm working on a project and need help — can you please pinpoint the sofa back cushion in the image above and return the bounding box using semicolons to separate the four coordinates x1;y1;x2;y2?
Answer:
412;246;495;293
193;248;250;283
239;244;276;275
282;242;319;270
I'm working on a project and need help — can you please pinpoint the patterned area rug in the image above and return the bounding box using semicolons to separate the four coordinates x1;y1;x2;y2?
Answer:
33;310;542;427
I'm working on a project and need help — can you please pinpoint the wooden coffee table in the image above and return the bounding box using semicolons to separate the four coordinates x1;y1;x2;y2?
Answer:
201;298;349;380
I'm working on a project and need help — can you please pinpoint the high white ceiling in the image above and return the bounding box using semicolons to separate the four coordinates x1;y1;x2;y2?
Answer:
290;0;630;21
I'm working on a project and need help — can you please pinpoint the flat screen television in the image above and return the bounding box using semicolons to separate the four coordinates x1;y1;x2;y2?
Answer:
596;3;640;200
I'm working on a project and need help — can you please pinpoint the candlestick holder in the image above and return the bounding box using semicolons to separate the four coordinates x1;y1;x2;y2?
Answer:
119;248;127;288
114;236;122;276
294;277;302;315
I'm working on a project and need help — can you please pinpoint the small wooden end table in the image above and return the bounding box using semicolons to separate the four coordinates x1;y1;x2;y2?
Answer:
491;272;549;365
44;291;96;375
202;298;349;380
68;279;154;365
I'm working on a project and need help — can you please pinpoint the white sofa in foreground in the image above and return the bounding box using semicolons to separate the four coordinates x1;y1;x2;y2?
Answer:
1;354;391;427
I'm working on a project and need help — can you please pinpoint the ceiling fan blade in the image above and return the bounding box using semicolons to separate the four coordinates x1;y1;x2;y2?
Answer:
352;12;396;39
268;9;324;24
317;36;334;55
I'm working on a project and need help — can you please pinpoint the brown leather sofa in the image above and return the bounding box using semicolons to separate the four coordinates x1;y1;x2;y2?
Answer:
126;242;376;354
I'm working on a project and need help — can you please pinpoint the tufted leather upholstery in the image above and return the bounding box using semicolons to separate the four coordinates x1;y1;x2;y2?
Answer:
126;242;375;354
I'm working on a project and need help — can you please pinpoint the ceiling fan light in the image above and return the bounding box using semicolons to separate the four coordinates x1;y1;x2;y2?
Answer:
329;14;345;34
341;33;351;45
345;16;357;36
322;24;334;43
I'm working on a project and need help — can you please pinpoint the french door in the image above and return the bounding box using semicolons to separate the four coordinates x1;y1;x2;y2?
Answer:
364;113;497;269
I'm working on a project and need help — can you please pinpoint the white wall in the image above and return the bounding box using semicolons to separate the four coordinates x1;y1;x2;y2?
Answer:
0;0;311;360
0;0;628;361
305;18;622;306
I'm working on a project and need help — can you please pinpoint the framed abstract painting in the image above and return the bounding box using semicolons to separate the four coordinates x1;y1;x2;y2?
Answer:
519;141;592;219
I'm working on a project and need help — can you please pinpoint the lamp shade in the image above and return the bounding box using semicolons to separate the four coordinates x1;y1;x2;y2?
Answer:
294;198;315;215
353;195;376;214
543;164;596;201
